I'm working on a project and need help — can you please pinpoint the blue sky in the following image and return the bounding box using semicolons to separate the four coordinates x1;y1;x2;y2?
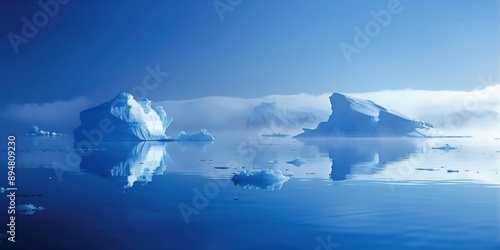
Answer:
1;0;498;106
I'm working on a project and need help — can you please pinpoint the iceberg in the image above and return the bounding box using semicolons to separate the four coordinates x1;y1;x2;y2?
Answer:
26;126;63;136
74;92;173;141
175;129;215;141
297;93;436;138
231;169;289;190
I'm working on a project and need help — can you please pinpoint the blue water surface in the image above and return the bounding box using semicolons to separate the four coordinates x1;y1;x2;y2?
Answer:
0;135;499;250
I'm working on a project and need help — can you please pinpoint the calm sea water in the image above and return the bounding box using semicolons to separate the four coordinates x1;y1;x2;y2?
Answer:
0;135;499;250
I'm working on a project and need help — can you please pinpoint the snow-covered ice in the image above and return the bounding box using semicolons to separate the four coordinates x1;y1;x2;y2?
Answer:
26;126;63;136
175;129;215;141
231;169;289;190
286;157;306;167
74;92;173;141
297;93;436;138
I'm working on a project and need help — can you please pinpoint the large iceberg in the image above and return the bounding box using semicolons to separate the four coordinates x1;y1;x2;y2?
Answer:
297;93;436;138
74;92;173;141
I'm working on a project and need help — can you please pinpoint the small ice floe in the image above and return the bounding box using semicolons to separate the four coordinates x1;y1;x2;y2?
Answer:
0;187;4;193
231;169;290;191
415;168;439;171
286;157;306;167
16;204;45;215
268;160;278;164
175;129;215;141
447;169;459;173
432;144;457;151
25;126;63;136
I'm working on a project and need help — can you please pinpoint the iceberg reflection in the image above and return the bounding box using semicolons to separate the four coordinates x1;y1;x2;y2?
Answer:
80;141;170;188
306;138;420;181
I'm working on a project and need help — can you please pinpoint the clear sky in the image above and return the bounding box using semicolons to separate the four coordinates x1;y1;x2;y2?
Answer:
1;0;498;106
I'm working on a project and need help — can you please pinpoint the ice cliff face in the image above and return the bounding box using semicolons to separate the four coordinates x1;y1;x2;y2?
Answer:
297;93;435;138
74;92;173;141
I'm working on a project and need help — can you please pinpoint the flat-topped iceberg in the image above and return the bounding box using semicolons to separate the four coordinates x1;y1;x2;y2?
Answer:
74;92;173;141
297;93;436;138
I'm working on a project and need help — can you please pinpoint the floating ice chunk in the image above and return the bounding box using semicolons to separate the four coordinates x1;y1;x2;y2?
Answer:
175;129;215;141
0;187;4;193
231;169;289;190
25;126;63;136
432;144;457;150
16;204;45;215
286;157;306;167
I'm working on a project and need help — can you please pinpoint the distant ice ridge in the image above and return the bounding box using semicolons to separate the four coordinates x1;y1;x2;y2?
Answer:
74;92;176;141
297;93;436;138
231;169;289;190
26;126;63;136
247;102;327;131
175;129;215;141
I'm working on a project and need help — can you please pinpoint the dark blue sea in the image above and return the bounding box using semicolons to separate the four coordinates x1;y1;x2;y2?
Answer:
0;135;499;250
